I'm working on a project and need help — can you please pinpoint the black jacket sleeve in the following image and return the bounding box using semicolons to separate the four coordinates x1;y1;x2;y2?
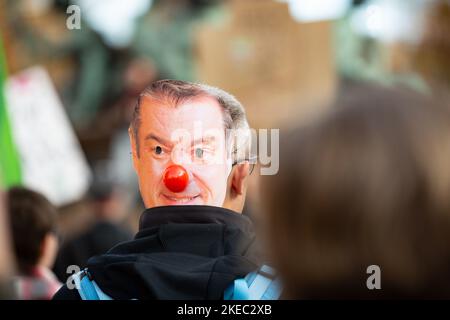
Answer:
52;284;82;300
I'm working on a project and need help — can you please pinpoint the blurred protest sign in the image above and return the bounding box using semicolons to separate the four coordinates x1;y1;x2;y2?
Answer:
4;66;91;206
194;0;336;129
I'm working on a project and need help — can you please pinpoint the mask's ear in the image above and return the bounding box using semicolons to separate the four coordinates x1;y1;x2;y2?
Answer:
230;162;250;196
224;162;251;213
129;127;139;172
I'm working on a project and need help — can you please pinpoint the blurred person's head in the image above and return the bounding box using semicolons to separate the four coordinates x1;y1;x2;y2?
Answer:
124;58;158;96
129;79;251;212
88;179;127;223
7;187;59;275
262;85;450;299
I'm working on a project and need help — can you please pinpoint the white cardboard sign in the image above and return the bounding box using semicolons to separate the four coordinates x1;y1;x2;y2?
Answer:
5;66;91;206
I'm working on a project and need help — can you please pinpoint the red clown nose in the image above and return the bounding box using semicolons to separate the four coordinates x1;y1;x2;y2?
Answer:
163;164;189;193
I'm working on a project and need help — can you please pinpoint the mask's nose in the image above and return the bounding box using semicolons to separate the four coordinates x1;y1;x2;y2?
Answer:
163;164;189;193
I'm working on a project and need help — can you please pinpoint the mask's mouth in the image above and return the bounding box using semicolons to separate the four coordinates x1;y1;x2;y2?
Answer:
161;193;201;204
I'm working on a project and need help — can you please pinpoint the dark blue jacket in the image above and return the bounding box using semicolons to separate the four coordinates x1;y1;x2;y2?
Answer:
53;205;260;300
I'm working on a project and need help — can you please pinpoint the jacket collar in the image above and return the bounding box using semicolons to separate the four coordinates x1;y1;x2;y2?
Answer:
138;205;254;235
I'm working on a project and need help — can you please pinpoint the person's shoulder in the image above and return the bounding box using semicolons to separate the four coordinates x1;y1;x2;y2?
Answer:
52;283;81;300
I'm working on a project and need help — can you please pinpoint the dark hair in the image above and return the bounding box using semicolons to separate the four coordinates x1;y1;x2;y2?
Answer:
262;85;450;299
7;187;58;275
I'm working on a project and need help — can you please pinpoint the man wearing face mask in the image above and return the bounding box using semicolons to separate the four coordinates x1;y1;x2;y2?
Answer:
53;80;263;300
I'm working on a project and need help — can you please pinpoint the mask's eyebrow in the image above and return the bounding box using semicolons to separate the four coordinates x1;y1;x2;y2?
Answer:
191;135;216;148
144;133;173;147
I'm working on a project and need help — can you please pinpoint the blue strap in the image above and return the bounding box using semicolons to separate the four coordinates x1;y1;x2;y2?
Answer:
231;278;250;300
224;265;282;300
261;278;282;300
80;275;100;300
248;272;273;300
74;270;112;300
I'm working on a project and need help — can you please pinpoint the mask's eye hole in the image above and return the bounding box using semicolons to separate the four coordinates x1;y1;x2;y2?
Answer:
155;146;163;155
195;148;204;158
